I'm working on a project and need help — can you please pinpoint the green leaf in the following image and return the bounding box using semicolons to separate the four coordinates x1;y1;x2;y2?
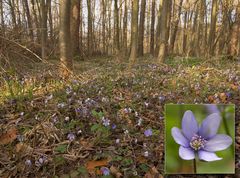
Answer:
91;124;101;132
54;156;66;166
139;163;149;172
55;144;68;153
121;158;133;166
77;166;88;175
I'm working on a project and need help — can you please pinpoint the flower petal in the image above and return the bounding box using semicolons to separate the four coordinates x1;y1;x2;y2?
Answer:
171;127;189;147
204;134;232;152
198;150;222;161
181;110;198;140
179;146;195;160
199;113;221;139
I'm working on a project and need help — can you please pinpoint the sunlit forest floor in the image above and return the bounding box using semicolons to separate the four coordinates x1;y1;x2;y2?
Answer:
0;56;239;177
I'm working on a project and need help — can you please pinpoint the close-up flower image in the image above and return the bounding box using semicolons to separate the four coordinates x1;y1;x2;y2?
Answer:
165;104;235;174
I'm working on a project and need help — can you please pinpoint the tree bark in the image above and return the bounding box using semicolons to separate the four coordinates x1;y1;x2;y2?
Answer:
87;0;93;56
0;0;5;33
41;0;48;59
101;0;106;55
71;0;80;56
155;0;163;57
208;0;218;56
169;0;183;54
114;0;120;55
59;0;73;77
23;0;34;40
129;0;139;63
138;0;146;56
158;0;170;62
123;0;128;56
150;0;155;56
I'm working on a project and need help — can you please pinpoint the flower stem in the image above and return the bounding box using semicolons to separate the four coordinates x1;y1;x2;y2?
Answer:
193;158;197;174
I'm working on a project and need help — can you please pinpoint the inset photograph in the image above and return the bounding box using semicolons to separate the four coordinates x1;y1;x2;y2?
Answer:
165;104;235;174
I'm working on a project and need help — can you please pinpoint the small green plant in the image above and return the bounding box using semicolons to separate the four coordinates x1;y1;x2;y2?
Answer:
55;144;68;153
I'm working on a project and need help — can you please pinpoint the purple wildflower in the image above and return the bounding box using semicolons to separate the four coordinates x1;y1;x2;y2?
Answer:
111;124;116;129
144;129;153;137
102;117;110;127
25;159;32;166
172;110;232;161
67;133;76;141
101;167;110;176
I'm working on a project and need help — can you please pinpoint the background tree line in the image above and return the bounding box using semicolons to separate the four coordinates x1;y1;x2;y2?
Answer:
0;0;240;76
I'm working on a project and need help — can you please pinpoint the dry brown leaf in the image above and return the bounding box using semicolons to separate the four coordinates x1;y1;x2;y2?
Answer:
110;166;122;178
144;167;163;178
230;84;238;91
219;93;227;102
86;159;108;172
15;143;33;153
0;127;18;145
136;156;147;164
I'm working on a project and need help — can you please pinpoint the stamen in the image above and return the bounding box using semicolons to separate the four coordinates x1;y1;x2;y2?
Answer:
190;134;206;151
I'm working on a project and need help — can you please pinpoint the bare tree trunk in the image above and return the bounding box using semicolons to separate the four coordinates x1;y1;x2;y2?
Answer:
8;0;17;28
31;0;40;42
23;0;34;40
123;0;128;56
158;0;170;62
129;0;139;63
155;0;163;57
87;0;93;56
41;0;48;59
182;11;188;55
114;0;120;55
208;0;218;56
188;3;199;56
0;0;5;34
197;0;205;56
71;0;80;56
150;0;155;56
79;0;83;58
101;0;106;55
59;0;73;77
138;0;146;56
169;0;183;54
47;0;54;43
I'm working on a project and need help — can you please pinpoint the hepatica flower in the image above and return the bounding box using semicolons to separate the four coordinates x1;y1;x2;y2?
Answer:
172;110;232;162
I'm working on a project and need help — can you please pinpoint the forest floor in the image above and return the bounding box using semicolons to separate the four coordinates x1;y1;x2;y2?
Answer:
0;56;239;178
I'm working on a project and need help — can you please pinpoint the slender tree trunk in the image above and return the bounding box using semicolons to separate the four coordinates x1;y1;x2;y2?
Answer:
197;0;205;56
87;0;93;56
138;0;146;56
129;0;139;63
59;0;73;77
101;0;106;55
0;0;5;34
169;0;183;54
47;0;54;43
114;0;120;55
71;0;80;56
31;0;40;42
79;0;83;58
182;11;188;55
41;0;48;59
150;0;155;56
8;0;17;28
158;0;170;62
155;0;163;56
123;0;128;56
208;0;218;56
23;0;34;40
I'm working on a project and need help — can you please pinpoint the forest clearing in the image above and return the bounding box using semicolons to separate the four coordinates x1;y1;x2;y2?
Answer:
0;0;240;177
